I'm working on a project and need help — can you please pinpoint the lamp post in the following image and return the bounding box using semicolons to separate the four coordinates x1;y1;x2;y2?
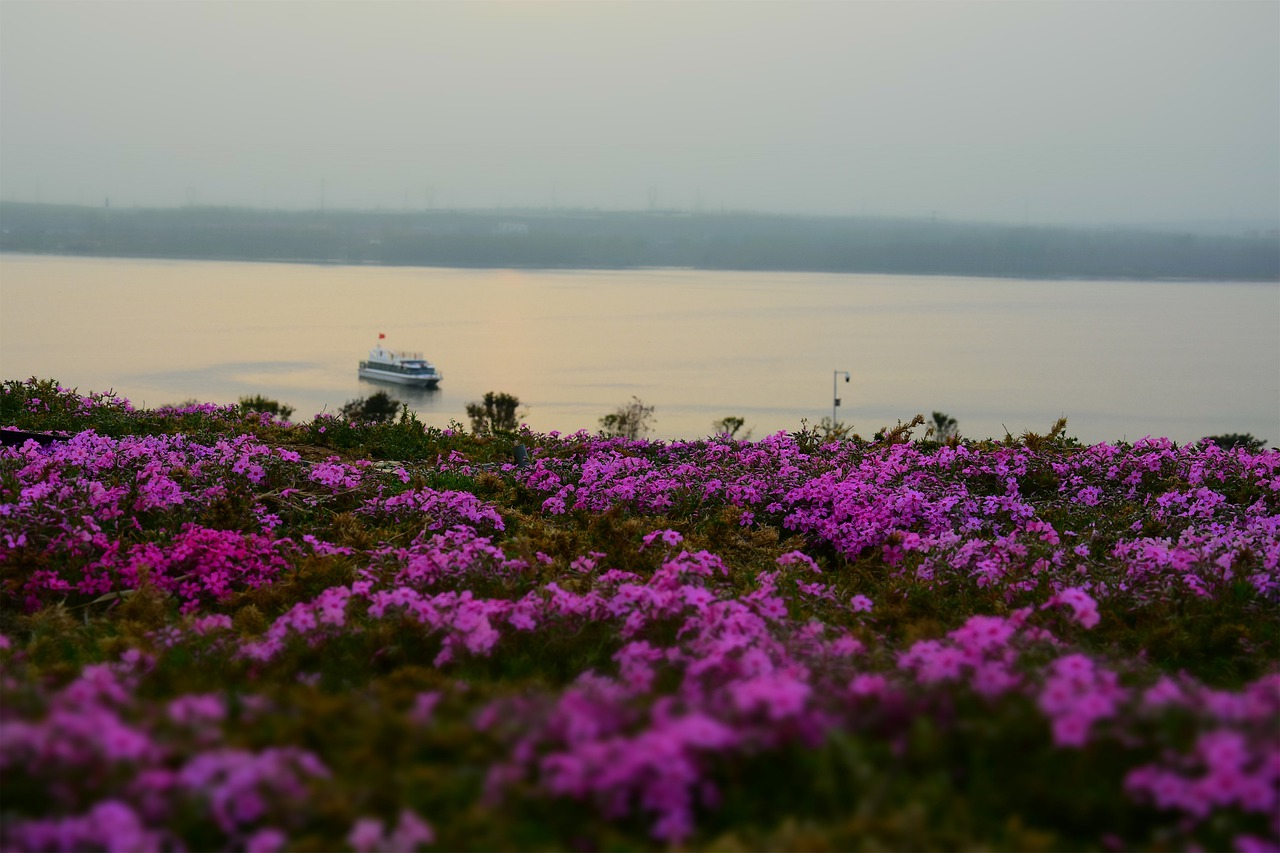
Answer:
833;370;850;425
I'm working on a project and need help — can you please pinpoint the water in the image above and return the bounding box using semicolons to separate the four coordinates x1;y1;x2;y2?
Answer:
1;253;1277;445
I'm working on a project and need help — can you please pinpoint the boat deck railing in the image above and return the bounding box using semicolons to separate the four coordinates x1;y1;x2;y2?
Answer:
361;361;439;374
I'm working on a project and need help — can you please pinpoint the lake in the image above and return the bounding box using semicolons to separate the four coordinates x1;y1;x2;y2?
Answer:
1;253;1277;446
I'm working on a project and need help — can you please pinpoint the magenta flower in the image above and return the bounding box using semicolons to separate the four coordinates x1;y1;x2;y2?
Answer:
849;594;874;613
1042;587;1101;629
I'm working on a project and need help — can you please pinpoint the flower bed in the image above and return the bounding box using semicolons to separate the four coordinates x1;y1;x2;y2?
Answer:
1;379;1277;851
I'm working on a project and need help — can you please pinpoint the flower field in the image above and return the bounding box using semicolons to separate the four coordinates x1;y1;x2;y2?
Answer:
1;378;1277;851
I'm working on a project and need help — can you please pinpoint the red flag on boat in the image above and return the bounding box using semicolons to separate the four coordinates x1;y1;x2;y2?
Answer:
378;333;386;339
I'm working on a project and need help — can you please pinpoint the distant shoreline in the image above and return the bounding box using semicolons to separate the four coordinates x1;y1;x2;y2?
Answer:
4;249;1278;287
2;202;1277;282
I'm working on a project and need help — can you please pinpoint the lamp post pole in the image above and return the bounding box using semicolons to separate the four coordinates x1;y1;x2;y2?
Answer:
833;370;850;425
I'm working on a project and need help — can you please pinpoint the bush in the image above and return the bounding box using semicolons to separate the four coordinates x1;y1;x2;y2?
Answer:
340;391;402;424
1204;433;1266;451
465;392;522;435
600;397;655;439
238;394;295;420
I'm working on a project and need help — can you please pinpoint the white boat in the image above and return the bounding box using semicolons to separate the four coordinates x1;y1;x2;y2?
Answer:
358;342;442;388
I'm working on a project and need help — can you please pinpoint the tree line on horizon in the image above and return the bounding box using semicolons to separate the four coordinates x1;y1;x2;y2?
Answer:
2;202;1276;281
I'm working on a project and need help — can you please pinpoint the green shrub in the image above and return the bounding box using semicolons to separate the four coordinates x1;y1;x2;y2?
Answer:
600;396;655;439
239;394;295;420
341;391;402;424
465;392;521;435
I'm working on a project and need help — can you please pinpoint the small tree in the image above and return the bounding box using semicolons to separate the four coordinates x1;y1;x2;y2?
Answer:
239;394;295;420
341;391;401;424
466;391;521;434
712;416;752;440
929;411;958;442
600;397;655;439
791;417;858;452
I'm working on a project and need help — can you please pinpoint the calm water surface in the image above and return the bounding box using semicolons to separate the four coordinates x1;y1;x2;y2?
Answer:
2;254;1277;445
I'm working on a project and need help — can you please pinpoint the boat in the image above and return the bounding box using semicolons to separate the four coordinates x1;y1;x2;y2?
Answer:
358;339;443;388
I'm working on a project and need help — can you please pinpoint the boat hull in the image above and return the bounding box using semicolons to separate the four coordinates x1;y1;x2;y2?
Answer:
357;367;441;388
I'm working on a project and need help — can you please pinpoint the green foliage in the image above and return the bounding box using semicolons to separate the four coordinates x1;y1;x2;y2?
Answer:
238;394;295;420
340;391;402;424
465;392;521;435
1;378;133;436
1004;416;1076;450
790;417;860;452
712;416;752;440
0;378;300;444
874;414;927;444
1203;432;1267;451
599;396;655;439
929;411;958;442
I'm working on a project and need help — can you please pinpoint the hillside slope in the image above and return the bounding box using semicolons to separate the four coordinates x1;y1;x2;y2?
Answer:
2;378;1277;851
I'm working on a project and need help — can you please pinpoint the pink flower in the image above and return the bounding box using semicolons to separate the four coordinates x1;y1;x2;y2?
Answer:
848;673;888;698
388;809;435;850
1142;676;1187;710
949;614;1015;653
729;672;812;721
409;692;442;726
1043;586;1101;629
1050;712;1091;747
777;551;821;573
642;529;684;550
347;818;386;853
915;646;967;684
245;827;288;852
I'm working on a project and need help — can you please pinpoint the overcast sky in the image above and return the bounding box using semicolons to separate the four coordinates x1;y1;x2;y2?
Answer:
2;1;1277;226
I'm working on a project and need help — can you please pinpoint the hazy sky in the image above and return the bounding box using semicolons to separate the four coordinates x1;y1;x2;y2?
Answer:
2;1;1277;226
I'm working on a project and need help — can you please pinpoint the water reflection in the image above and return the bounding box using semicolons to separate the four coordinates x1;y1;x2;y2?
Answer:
354;378;445;411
